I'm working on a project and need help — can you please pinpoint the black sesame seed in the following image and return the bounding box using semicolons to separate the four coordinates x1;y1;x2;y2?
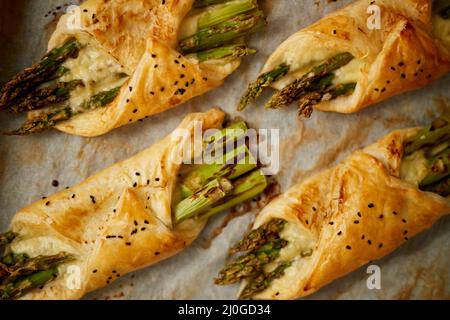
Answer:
133;109;138;113
174;59;179;64
52;180;59;187
150;91;155;95
393;211;398;215
154;252;160;256
357;212;361;217
136;172;141;176
305;220;309;225
329;222;334;225
403;230;408;235
381;88;386;93
126;99;130;103
337;231;342;236
174;81;179;85
398;62;405;67
118;236;123;239
180;74;185;79
90;195;96;204
275;292;280;296
404;237;409;241
346;245;352;250
125;242;132;246
134;220;138;226
361;235;365;240
113;209;117;213
368;203;374;208
374;88;379;92
72;194;76;199
45;201;50;206
354;220;360;224
154;64;158;68
147;179;150;185
417;59;421;64
386;80;390;84
155;178;160;182
368;240;372;245
108;276;112;280
312;207;316;211
160;87;165;92
402;219;407;223
378;243;383;248
332;29;337;34
379;214;384;219
390;66;396;71
129;86;133;92
427;74;432;79
401;73;406;79
141;227;146;231
92;269;98;273
151;54;157;58
133;182;137;188
144;220;149;224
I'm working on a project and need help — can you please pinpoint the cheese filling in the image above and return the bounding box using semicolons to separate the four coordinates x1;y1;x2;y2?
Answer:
432;14;450;48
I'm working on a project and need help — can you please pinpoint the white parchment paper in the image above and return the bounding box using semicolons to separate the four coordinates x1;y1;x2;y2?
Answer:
0;0;449;299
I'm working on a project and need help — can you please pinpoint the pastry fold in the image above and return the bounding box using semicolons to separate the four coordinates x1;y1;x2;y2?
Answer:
248;127;450;299
46;0;239;136
262;0;450;113
9;108;225;299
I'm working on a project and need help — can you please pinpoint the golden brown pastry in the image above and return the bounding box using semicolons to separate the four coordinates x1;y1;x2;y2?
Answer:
0;0;265;136
0;108;268;299
216;115;450;299
238;0;450;116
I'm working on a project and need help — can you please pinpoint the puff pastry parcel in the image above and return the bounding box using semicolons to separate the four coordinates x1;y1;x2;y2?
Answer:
0;108;268;299
217;115;450;299
238;0;450;116
0;0;265;136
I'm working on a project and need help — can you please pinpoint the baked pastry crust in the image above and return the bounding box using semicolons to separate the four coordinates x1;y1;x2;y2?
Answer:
9;108;225;299
263;0;450;113
45;0;239;136
250;127;450;299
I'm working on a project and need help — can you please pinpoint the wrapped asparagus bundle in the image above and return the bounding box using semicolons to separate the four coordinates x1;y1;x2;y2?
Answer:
238;0;450;116
0;108;268;299
217;115;450;299
0;0;265;136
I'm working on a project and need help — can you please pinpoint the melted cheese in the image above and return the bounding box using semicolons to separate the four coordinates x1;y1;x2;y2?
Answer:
333;58;364;85
11;236;78;258
433;14;450;48
59;34;128;114
265;221;315;272
400;149;429;186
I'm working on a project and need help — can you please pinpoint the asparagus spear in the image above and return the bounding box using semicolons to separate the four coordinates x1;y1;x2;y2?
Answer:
197;0;258;30
0;38;81;108
230;218;287;254
204;121;248;151
419;147;450;187
194;0;231;8
201;169;267;219
422;175;450;197
403;116;450;156
238;64;290;111
196;44;256;62
0;232;17;248
215;238;288;285
0;268;59;300
8;86;121;135
2;252;73;284
178;10;266;54
179;144;257;198
265;52;354;109
239;261;291;299
297;82;356;118
8;80;84;113
174;177;234;223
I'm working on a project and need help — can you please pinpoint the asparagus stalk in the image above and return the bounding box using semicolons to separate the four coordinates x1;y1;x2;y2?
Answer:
0;268;59;300
419;147;450;187
239;261;291;299
0;38;81;109
8;80;84;113
8;86;121;135
238;64;290;111
174;177;234;223
197;0;258;30
196;44;256;62
230;218;287;254
403;116;450;156
178;10;266;54
204;121;248;150
194;0;231;8
215;238;288;285
0;232;17;248
265;52;355;109
180;144;257;198
423;175;450;197
297;82;356;118
201;169;267;219
2;252;73;284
